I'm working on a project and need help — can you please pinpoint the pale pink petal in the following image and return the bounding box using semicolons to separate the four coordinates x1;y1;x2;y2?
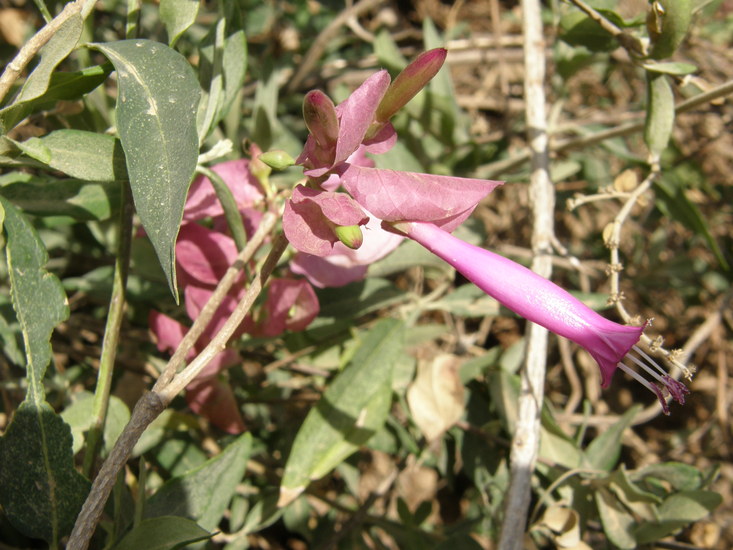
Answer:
149;310;192;358
334;70;391;166
290;253;368;288
283;186;369;256
362;122;397;155
339;165;502;231
290;215;403;287
176;223;238;288
184;159;264;221
254;279;319;337
186;378;246;434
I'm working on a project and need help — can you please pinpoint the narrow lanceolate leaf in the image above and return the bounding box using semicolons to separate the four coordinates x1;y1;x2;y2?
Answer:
0;197;68;401
14;13;83;105
145;433;252;530
0;176;120;221
112;516;210;550
0;64;111;134
279;318;405;506
648;0;692;60
644;72;674;161
159;0;200;46
0;401;90;545
584;405;641;472
15;129;127;182
90;39;201;299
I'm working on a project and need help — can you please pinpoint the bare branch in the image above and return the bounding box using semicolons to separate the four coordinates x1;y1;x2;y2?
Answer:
498;0;554;548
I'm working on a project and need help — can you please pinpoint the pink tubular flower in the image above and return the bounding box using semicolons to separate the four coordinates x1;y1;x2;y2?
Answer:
396;221;689;414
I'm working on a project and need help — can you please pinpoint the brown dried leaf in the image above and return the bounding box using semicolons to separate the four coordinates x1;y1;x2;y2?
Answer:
406;354;465;442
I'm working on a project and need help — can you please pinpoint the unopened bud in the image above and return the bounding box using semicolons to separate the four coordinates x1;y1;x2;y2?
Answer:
259;150;295;170
303;90;339;148
375;48;447;122
334;224;363;249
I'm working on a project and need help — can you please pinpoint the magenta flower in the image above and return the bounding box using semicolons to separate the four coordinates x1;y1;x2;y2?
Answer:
396;221;688;414
285;48;502;257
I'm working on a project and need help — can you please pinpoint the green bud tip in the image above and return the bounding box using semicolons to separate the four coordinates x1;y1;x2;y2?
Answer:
259;150;296;170
334;224;364;250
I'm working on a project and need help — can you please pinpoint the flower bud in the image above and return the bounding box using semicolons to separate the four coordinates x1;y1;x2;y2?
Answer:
375;48;447;123
303;90;339;148
334;224;364;250
259;150;296;170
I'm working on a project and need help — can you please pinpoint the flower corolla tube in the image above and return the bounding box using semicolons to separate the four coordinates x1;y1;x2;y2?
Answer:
394;221;689;414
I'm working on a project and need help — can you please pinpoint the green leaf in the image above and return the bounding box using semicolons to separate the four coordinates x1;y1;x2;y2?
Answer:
60;392;131;455
374;28;408;74
654;177;730;271
160;0;200;47
15;129;128;182
595;486;637;549
631;461;703;492
648;0;692;59
0;174;120;221
642;61;697;75
0;401;90;545
634;490;721;544
644;72;675;160
431;285;500;318
583;405;641;471
1;197;69;401
89;39;201;300
113;516;210;550
316;278;404;320
145;433;252;531
13;13;83;105
559;9;626;52
610;465;662;504
279;319;405;505
198;4;247;139
0;64;111;133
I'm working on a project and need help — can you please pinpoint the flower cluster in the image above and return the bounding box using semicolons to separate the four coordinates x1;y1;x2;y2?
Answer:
284;49;688;413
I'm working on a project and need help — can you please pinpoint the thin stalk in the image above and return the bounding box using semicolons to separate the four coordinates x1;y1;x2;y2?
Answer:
159;233;289;400
68;231;290;550
498;0;554;548
82;182;134;478
125;0;141;39
0;0;97;104
195;165;248;250
32;0;53;23
153;210;277;391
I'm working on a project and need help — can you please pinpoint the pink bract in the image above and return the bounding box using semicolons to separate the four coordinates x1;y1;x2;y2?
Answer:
184;159;264;222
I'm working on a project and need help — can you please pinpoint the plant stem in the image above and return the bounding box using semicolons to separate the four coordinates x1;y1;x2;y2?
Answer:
125;0;141;39
153;210;278;391
82;182;134;478
0;0;96;104
498;0;553;548
159;233;289;401
68;226;289;550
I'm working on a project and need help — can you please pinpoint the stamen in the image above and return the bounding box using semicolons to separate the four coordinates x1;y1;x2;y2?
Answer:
632;345;667;376
616;361;670;415
616;347;690;415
